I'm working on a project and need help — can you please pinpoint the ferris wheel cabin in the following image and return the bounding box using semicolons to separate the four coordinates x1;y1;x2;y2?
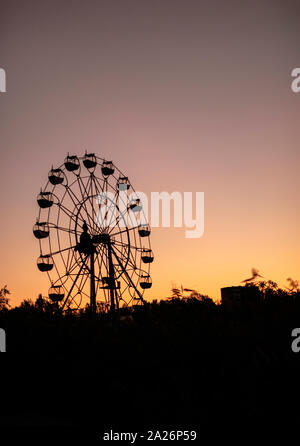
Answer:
33;222;50;239
37;254;54;272
118;176;130;191
83;152;97;169
138;224;150;237
48;168;64;185
101;161;114;176
48;285;65;302
141;248;154;263
140;275;152;289
64;154;80;172
129;198;142;212
37;191;54;208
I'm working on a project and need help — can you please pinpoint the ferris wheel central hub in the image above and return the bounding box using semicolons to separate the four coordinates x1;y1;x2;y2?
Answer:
92;233;111;245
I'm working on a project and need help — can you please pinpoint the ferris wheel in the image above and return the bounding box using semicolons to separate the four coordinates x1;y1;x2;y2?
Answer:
33;153;153;313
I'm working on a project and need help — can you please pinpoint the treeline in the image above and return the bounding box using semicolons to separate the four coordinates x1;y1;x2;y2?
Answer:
1;279;300;315
0;280;300;354
1;281;300;440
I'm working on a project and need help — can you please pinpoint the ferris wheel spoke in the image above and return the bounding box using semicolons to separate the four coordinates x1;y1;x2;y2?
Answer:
76;175;96;231
88;176;97;233
107;205;131;234
54;212;70;272
110;245;145;303
110;225;139;237
111;242;135;273
93;180;120;232
68;254;90;276
122;248;139;271
75;268;90;296
88;175;102;234
77;172;92;198
66;254;81;276
58;203;85;226
59;185;84;221
50;245;77;256
110;187;135;231
93;175;128;234
113;239;142;251
64;185;82;209
57;249;88;279
61;260;87;310
101;192;120;231
83;195;98;234
91;173;105;195
66;246;77;272
96;244;110;280
53;225;76;234
74;175;99;233
111;241;129;262
95;252;105;282
63;180;94;226
127;255;141;273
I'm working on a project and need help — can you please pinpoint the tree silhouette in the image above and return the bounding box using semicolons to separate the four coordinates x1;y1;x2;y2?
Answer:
18;298;34;310
286;277;300;292
169;284;183;300
241;267;263;283
0;285;10;311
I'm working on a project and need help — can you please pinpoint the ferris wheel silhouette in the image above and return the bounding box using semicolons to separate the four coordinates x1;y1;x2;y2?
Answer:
33;153;153;314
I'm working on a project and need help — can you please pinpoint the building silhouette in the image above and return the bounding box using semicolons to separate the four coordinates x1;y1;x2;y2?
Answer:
221;286;261;310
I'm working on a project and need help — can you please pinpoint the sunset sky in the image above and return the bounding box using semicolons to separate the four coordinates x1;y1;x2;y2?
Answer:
0;0;299;306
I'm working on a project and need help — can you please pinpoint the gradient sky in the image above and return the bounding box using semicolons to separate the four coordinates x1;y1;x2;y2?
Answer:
0;0;299;306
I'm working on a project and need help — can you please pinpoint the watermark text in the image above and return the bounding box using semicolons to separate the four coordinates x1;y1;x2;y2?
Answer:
0;68;6;93
291;68;300;93
96;191;204;239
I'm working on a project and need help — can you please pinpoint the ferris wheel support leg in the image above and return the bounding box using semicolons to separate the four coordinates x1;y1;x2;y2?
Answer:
90;250;96;317
107;242;117;312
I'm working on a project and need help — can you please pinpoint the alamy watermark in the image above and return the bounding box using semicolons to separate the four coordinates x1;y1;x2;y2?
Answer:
291;328;300;353
291;68;300;93
96;190;204;239
0;68;6;92
0;328;6;352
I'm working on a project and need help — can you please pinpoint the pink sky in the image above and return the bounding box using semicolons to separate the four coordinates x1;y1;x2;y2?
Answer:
0;0;299;306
